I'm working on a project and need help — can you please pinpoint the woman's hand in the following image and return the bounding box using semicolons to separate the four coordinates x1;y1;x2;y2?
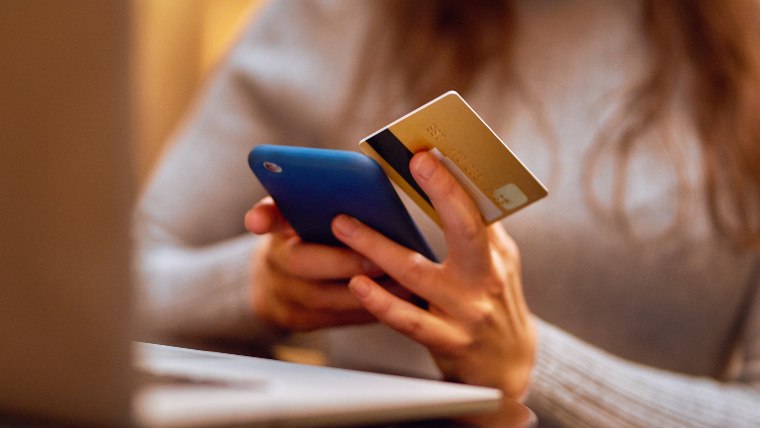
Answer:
244;197;384;331
331;151;536;401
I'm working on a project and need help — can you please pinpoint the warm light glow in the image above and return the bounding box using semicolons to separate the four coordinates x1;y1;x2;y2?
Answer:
131;0;261;184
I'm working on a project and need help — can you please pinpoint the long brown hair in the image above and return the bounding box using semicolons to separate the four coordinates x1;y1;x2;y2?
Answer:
379;0;760;249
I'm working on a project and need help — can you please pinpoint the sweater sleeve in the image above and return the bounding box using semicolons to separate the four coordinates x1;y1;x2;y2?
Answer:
132;0;374;349
132;3;284;346
527;316;760;428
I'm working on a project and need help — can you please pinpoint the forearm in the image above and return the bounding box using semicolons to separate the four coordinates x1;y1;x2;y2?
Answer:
135;233;285;348
528;319;760;428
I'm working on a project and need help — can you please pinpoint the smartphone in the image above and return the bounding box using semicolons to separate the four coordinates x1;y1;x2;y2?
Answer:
248;145;436;262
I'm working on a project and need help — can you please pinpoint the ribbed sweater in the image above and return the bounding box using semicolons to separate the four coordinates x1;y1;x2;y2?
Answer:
134;1;760;426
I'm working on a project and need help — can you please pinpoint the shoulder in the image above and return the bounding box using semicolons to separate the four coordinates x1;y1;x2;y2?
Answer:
232;0;383;89
222;0;386;135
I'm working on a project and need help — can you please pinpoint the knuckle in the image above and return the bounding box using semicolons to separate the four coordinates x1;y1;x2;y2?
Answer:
267;237;310;276
493;226;520;258
436;171;459;200
436;174;480;230
454;299;499;344
493;245;521;278
434;330;475;358
302;287;332;310
279;251;306;275
470;299;498;328
282;279;329;311
399;253;430;285
503;235;520;259
459;215;482;244
271;302;298;329
278;310;298;329
265;242;291;273
451;334;476;356
396;311;425;339
278;308;315;332
371;292;394;320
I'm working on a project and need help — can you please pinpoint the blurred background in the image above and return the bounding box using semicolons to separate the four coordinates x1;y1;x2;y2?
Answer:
0;2;266;421
1;0;264;184
132;0;262;184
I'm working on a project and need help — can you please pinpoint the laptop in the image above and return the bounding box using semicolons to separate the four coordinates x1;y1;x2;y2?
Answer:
0;2;522;427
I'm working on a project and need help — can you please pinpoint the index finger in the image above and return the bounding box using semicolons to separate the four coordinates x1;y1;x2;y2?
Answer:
410;151;489;273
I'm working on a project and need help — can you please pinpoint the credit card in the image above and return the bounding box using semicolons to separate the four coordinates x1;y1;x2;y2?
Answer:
359;91;547;226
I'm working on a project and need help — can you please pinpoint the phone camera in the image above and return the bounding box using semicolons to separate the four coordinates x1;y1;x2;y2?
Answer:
263;161;282;173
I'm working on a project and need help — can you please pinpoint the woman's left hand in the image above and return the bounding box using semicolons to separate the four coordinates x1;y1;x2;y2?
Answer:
331;151;536;401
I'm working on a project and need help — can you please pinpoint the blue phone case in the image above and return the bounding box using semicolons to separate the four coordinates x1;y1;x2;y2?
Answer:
248;145;436;261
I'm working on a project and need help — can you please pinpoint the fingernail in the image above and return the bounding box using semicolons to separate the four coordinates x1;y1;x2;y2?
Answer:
333;215;358;237
413;152;436;180
349;277;371;299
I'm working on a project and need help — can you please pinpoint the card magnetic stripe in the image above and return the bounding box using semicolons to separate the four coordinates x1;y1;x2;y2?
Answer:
364;129;433;207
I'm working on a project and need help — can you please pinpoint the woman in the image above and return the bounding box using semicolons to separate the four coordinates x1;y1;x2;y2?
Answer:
135;0;760;426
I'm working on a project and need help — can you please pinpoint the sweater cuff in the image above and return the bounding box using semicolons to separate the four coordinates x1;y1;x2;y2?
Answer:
525;317;606;427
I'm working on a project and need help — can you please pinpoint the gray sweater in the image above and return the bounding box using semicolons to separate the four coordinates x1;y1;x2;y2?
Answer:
134;1;760;426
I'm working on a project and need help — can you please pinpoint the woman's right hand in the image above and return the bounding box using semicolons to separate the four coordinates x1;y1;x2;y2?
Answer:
243;197;389;331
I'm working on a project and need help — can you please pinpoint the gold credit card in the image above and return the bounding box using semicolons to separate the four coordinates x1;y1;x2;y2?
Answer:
359;91;547;226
